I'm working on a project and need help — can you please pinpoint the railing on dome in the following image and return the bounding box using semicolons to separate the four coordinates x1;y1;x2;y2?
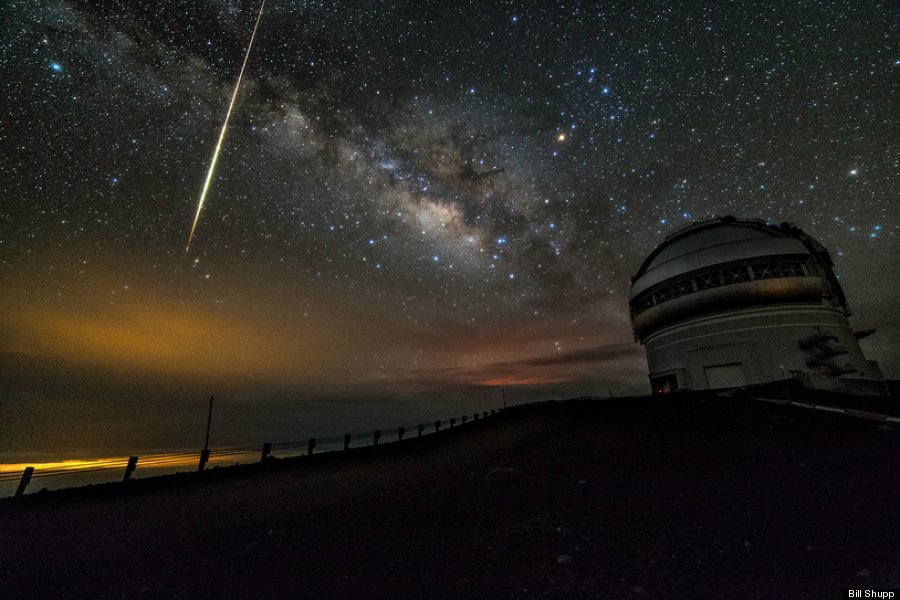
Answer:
631;258;810;315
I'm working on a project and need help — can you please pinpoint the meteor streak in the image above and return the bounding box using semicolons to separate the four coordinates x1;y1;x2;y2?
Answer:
185;0;266;254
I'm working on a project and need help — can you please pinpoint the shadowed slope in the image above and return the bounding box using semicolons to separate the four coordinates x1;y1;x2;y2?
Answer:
1;396;898;599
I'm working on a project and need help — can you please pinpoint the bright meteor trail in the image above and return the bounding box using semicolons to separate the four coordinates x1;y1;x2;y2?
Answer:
185;0;266;254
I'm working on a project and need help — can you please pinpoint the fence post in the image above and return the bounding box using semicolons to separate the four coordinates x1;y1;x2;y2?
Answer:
491;409;496;416
417;424;424;437
261;442;272;462
373;430;381;446
123;456;138;482
474;412;479;421
344;434;352;450
308;438;316;456
483;411;488;419
398;427;405;441
450;418;456;428
198;449;210;472
462;415;467;424
435;420;441;432
15;467;34;497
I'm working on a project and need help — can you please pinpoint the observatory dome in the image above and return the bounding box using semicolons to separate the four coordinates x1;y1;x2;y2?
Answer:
629;217;884;395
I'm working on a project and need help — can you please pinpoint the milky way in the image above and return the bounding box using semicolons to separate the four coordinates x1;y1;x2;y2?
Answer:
0;1;897;456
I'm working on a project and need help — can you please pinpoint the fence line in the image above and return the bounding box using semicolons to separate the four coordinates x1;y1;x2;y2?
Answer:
9;393;887;496
3;404;525;497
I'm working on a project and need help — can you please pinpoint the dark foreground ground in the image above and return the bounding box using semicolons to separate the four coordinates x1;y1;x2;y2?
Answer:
1;395;898;599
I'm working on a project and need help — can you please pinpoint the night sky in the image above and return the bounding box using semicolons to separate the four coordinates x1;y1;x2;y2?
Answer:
1;1;897;459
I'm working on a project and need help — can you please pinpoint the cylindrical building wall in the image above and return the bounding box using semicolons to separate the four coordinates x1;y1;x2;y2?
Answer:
642;304;878;392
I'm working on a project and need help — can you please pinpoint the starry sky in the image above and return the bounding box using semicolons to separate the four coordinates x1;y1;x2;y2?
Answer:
1;1;897;458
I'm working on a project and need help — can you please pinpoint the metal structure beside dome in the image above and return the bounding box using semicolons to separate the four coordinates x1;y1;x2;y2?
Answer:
629;217;885;395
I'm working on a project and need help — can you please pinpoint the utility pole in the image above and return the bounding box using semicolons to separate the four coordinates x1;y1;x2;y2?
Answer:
198;395;214;472
501;387;507;409
204;395;214;450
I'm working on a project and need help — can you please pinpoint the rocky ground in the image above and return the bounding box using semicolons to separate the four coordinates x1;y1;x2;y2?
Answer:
1;395;898;599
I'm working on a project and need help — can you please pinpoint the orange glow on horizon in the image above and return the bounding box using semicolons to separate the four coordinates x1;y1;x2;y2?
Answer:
0;458;132;474
4;292;335;383
0;453;250;475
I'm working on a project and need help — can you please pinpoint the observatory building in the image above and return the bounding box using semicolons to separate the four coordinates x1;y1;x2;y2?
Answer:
629;216;885;395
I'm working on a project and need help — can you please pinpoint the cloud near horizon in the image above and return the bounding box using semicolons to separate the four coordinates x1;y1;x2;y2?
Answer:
420;342;646;388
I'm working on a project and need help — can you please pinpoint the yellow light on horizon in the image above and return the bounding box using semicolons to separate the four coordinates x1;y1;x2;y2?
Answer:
0;453;246;476
0;457;132;474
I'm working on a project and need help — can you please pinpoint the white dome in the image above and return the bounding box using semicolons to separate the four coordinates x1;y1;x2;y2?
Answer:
631;220;810;299
629;217;847;340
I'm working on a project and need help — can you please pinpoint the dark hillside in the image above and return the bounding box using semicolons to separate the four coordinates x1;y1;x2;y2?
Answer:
1;396;898;599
